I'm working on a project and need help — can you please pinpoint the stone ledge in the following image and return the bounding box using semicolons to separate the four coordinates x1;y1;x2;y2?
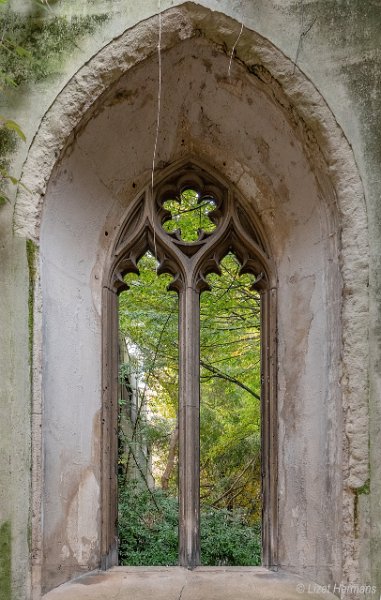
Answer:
42;566;338;599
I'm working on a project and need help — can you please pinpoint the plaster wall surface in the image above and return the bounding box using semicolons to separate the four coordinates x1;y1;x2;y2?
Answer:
0;1;378;599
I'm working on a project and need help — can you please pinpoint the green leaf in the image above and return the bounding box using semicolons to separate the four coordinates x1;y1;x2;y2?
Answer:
0;165;29;192
3;120;26;142
0;71;17;87
14;45;32;58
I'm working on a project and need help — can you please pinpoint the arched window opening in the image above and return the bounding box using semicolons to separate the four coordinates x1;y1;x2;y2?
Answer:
200;253;261;565
104;161;276;570
117;250;262;566
118;252;179;565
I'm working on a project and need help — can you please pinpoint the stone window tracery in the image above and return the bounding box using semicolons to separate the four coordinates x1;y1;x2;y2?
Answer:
103;161;277;569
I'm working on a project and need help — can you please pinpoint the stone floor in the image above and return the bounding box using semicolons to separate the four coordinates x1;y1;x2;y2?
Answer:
42;567;338;599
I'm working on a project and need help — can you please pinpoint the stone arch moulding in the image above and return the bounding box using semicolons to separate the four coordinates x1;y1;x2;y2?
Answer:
102;157;277;570
15;2;369;598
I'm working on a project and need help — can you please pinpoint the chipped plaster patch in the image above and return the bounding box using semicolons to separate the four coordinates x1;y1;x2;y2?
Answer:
67;470;99;565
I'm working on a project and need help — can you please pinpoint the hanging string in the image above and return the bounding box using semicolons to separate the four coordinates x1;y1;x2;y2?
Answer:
151;0;162;262
228;1;245;78
228;20;244;78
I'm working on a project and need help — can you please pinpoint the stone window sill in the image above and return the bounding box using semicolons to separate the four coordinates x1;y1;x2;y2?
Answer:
42;566;337;599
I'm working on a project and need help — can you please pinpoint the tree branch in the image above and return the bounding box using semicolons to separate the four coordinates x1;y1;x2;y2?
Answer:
210;454;259;507
200;360;260;400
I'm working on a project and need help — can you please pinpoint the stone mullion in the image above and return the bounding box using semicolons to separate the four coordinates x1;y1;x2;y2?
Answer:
178;281;201;568
259;286;278;568
101;286;119;569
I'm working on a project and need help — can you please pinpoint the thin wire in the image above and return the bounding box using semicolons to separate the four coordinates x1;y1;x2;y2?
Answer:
151;0;162;261
228;20;244;78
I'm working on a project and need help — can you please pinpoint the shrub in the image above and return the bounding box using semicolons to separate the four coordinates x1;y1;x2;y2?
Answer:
118;482;261;566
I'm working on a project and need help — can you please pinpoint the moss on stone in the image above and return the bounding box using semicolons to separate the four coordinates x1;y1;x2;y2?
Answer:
357;479;371;496
353;479;370;539
0;521;11;600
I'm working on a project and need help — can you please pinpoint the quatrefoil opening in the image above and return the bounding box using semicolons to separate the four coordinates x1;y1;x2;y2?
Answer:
162;188;217;243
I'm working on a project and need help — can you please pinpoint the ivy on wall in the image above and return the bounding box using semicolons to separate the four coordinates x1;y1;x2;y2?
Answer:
0;10;108;85
0;1;108;204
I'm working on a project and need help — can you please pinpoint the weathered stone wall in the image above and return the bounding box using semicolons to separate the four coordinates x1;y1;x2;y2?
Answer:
0;2;379;599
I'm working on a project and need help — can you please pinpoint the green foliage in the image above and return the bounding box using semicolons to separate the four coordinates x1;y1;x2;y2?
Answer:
0;118;25;141
121;254;178;394
0;2;108;203
118;483;261;566
200;255;261;520
0;126;17;205
0;11;108;86
119;482;178;566
200;507;261;566
0;124;16;156
118;214;262;564
163;188;216;242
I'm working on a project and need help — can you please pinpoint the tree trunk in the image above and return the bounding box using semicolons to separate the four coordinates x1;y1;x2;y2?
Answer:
161;422;179;490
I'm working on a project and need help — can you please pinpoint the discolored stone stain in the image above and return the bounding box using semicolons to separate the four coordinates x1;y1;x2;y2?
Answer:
256;136;270;165
215;73;244;98
199;105;221;138
202;58;213;73
277;273;316;571
104;87;139;107
252;175;297;260
43;463;100;593
44;474;79;593
277;181;291;205
76;573;109;585
246;61;327;176
91;409;101;478
253;173;277;212
279;273;316;433
137;91;154;111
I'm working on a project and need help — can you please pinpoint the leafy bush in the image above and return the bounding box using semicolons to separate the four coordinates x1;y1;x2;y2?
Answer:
200;506;261;566
118;482;178;566
118;483;261;566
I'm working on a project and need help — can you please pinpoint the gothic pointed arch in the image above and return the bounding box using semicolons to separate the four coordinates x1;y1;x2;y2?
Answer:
103;158;277;568
20;4;369;594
